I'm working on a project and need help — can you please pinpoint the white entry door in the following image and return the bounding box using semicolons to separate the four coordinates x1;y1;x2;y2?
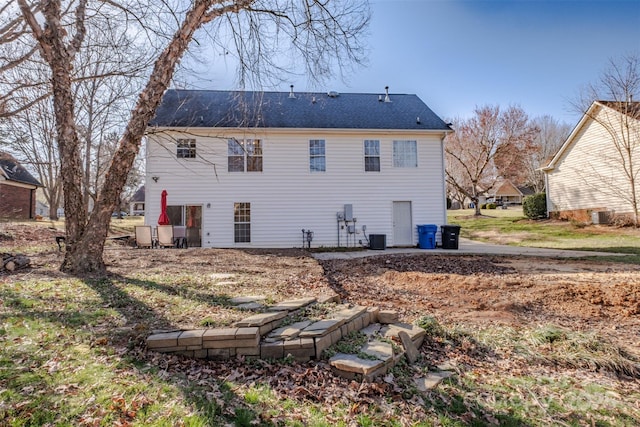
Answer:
393;201;413;246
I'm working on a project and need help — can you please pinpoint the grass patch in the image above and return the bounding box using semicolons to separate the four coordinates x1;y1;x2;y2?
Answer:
449;209;640;261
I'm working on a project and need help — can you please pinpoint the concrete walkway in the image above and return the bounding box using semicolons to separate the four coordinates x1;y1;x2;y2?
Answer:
312;238;629;260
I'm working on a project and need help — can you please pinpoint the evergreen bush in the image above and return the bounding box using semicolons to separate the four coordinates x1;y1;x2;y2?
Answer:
523;193;547;219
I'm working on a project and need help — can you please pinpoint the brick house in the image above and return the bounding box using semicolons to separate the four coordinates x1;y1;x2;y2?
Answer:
0;152;43;220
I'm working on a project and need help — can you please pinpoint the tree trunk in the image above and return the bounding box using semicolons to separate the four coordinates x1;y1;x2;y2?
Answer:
60;0;214;274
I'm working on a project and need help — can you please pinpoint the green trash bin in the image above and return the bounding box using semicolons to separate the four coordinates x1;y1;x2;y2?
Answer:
441;225;461;249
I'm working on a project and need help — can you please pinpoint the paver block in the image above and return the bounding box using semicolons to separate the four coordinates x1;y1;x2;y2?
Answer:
398;330;420;364
208;348;231;360
204;336;259;349
301;319;344;334
235;327;259;340
203;328;237;341
266;320;312;342
147;331;182;348
236;346;260;356
330;328;343;345
178;329;205;346
261;342;285;359
267;297;317;312
367;307;380;322
236;311;288;327
236;302;264;310
378;310;399;324
415;371;454;391
194;349;208;359
331;306;367;322
329;353;385;375
381;323;426;344
361;323;381;337
150;346;186;353
361;341;394;362
286;347;316;361
317;293;340;304
314;334;334;358
230;296;266;304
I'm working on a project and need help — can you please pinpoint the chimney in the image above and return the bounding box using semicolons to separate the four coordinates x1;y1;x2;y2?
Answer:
384;86;391;103
289;85;296;99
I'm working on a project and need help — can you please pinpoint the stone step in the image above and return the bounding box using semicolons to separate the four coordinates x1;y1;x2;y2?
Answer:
146;296;427;382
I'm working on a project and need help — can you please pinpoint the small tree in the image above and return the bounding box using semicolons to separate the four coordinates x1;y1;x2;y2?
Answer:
523;193;547;219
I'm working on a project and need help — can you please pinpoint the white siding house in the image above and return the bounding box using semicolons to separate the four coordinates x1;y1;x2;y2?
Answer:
145;89;452;248
542;101;640;222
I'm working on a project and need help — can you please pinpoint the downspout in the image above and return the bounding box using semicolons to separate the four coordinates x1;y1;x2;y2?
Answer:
30;188;35;219
543;168;551;218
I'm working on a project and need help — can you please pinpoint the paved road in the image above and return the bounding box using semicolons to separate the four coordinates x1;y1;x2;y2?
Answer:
312;238;629;260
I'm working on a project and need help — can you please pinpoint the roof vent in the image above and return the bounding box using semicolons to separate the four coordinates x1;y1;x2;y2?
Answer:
327;91;339;98
312;96;316;104
416;116;421;124
384;86;391;103
289;85;296;99
378;94;382;102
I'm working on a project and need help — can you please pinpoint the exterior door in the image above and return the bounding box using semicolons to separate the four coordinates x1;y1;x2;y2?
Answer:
393;201;413;246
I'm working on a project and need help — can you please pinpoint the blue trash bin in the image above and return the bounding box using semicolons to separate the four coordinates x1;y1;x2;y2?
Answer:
417;224;438;249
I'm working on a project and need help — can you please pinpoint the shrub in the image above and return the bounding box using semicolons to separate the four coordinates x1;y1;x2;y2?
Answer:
487;203;497;209
523;193;547;219
480;203;487;209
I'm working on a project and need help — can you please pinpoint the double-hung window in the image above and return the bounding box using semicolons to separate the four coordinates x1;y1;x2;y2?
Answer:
177;139;196;158
309;139;326;172
392;140;417;168
364;140;380;172
228;139;263;172
234;202;251;243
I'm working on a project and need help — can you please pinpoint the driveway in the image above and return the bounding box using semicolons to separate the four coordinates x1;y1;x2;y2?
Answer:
312;237;628;260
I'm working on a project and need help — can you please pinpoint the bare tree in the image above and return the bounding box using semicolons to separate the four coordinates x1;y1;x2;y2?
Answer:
1;0;370;274
572;53;640;226
524;115;572;193
445;105;539;216
2;96;63;219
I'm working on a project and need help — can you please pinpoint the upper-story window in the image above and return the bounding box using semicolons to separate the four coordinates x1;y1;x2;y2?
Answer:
228;139;263;172
364;140;380;172
393;140;417;168
309;139;326;172
177;139;196;158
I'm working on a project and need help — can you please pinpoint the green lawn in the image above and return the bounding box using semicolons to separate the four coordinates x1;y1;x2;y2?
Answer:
448;208;640;262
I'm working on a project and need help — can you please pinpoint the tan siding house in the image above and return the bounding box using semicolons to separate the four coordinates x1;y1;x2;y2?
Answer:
542;101;640;222
145;89;452;248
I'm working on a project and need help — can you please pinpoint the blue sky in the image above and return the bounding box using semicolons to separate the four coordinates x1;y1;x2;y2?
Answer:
191;0;640;126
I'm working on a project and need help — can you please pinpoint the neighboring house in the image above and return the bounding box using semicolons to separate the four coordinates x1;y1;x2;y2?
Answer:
0;151;43;220
129;185;145;216
489;180;535;205
542;100;640;222
145;89;452;248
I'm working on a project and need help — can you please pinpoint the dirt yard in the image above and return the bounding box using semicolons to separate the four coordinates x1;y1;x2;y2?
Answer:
3;222;639;356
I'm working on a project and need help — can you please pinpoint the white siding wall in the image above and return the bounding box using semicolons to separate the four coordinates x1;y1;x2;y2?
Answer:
547;107;640;215
145;128;447;248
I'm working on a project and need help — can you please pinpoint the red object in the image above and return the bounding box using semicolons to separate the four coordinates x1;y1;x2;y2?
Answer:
158;190;170;225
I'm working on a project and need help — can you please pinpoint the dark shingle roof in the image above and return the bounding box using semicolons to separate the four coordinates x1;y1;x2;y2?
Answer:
0;152;42;187
149;90;451;131
598;101;640;119
130;185;145;202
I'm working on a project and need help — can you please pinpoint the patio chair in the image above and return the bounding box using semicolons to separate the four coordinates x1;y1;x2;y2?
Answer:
157;224;175;248
135;225;155;248
173;225;187;248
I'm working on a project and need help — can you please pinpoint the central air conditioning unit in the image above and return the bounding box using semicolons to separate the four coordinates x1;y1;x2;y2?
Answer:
369;234;386;250
591;211;611;225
